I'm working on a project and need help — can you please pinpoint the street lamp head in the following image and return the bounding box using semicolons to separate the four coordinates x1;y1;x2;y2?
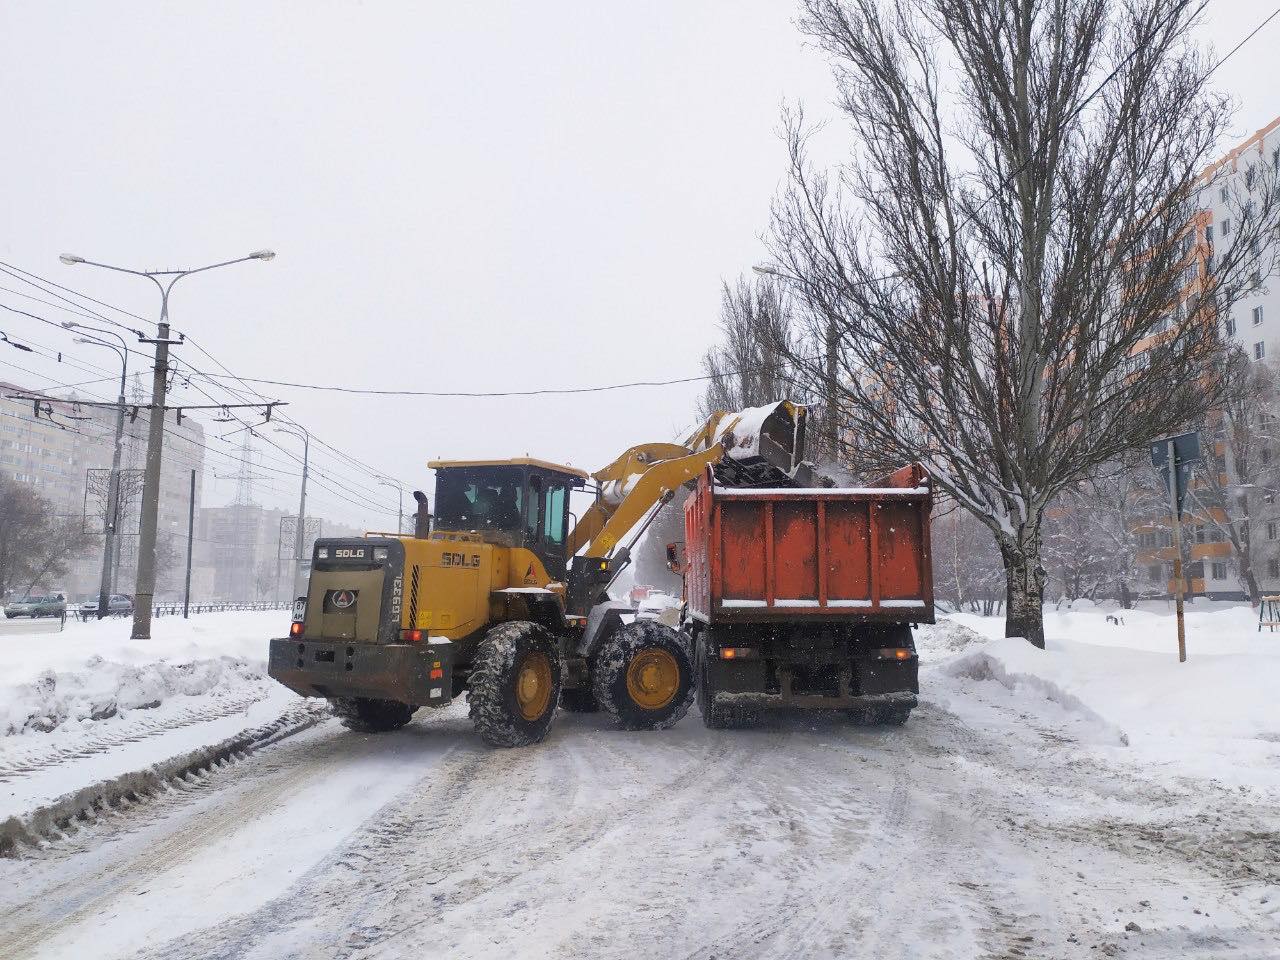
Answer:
1;332;34;353
60;321;77;329
59;254;85;265
250;249;276;261
751;263;781;277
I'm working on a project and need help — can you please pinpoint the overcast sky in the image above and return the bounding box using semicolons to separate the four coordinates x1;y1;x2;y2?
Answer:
3;2;1278;532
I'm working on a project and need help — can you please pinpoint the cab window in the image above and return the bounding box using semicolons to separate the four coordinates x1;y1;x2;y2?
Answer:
544;485;566;545
434;467;525;531
526;475;543;540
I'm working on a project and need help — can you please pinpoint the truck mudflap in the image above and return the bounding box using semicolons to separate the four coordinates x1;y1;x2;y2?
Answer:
268;638;454;707
705;655;918;710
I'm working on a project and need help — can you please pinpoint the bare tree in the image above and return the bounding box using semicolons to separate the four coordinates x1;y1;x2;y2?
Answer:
931;503;1005;614
699;275;796;414
768;0;1280;645
0;478;93;598
1042;463;1164;603
1187;350;1280;601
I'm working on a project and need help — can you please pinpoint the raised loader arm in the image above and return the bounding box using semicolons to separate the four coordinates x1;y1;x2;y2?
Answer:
564;401;808;616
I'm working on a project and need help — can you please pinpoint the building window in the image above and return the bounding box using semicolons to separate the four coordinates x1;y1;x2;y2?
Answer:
1254;306;1265;326
1270;559;1280;579
1186;561;1205;579
1268;521;1277;540
1264;448;1273;466
1226;316;1236;336
1211;562;1228;580
1219;186;1229;203
1222;218;1232;236
1205;224;1215;243
1255;341;1266;361
1253;271;1263;290
1147;564;1163;581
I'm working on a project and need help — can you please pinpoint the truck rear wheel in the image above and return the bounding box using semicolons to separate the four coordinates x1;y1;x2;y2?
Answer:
593;620;694;730
331;697;416;732
468;621;562;747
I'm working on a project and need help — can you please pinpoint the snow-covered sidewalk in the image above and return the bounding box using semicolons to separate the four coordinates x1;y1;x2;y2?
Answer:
0;612;302;851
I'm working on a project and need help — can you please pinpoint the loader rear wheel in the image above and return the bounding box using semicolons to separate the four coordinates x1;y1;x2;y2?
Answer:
331;697;416;733
593;620;694;730
468;621;561;747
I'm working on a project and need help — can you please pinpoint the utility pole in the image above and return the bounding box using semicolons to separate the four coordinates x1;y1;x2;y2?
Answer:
378;478;404;534
183;469;196;618
63;322;128;620
60;250;275;639
276;424;310;599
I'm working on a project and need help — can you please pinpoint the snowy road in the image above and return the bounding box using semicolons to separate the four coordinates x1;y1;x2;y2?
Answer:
1;610;1278;959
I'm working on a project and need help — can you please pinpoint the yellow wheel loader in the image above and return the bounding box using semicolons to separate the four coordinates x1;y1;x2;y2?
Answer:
267;402;808;747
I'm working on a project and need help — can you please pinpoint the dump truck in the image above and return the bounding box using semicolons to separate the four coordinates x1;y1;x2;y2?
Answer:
681;462;932;727
268;402;810;747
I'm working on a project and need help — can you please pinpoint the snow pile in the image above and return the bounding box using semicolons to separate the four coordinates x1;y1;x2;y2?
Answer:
926;604;1280;785
3;655;262;735
914;618;986;657
0;610;288;736
938;637;1130;746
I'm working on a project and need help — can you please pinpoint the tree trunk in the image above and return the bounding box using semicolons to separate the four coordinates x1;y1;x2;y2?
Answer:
1000;533;1047;648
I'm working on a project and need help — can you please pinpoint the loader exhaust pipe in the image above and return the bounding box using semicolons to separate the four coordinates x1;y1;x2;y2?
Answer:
412;491;432;539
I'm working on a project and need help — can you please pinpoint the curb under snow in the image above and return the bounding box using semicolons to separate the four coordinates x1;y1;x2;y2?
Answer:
0;701;329;857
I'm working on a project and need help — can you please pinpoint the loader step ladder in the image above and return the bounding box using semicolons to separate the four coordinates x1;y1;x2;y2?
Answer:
1258;595;1280;632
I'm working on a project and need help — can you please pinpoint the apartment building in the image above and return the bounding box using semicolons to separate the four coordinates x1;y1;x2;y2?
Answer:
1134;114;1280;600
0;379;206;600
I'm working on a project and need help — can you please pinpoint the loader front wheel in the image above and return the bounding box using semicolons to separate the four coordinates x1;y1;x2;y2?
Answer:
331;697;416;733
468;621;561;747
593;620;694;730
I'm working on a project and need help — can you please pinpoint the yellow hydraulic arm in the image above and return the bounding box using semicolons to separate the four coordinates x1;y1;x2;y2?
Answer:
565;402;805;561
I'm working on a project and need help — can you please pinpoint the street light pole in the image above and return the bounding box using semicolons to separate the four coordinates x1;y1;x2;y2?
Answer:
63;323;128;620
276;424;311;599
378;479;404;534
60;250;275;639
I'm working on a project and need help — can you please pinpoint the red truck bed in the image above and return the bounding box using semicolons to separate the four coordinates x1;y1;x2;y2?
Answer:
684;464;934;624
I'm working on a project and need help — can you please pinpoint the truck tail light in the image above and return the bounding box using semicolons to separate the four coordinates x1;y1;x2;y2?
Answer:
876;648;913;660
719;647;759;660
402;628;423;642
289;622;304;637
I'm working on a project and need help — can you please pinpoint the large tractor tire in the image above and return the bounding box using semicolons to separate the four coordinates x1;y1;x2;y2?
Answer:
468;621;562;747
593;620;695;731
331;696;416;733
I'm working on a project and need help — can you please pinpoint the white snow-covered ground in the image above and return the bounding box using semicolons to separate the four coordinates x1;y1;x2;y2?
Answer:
1;605;1277;959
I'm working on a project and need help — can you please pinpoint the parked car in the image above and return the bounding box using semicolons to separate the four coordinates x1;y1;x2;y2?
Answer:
76;594;135;617
6;595;67;619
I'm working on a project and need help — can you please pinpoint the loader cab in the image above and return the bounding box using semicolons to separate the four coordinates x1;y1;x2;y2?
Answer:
428;459;587;579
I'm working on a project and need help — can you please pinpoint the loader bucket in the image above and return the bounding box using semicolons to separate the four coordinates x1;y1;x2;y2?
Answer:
714;400;807;475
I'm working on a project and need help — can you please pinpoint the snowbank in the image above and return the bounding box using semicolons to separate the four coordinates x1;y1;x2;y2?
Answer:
0;611;288;737
925;605;1280;788
3;656;262;735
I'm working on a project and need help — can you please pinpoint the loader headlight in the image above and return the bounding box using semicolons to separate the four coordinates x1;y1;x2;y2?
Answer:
317;547;329;559
373;547;388;561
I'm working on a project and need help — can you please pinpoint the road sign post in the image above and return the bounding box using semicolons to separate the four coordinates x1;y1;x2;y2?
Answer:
1151;432;1201;663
